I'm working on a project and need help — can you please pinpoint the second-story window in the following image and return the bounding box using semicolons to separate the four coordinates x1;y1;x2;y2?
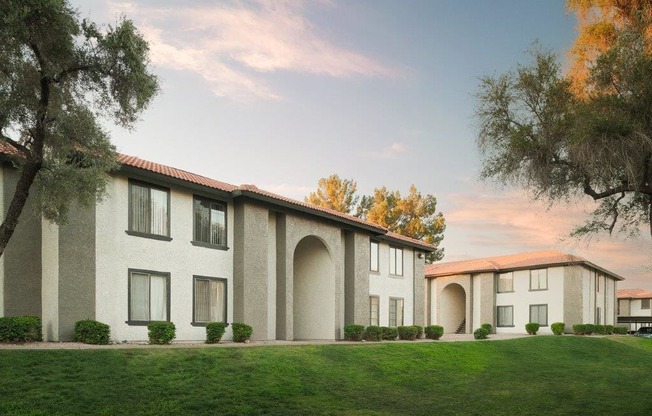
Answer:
129;181;170;238
389;247;403;276
193;196;226;247
370;241;379;272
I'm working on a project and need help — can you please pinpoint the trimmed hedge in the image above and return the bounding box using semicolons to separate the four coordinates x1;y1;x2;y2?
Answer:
364;325;382;342
412;325;423;339
425;325;444;340
344;324;365;341
74;319;110;345
614;326;628;335
381;326;398;341
525;323;540;335
481;323;493;334
473;328;489;340
398;326;419;340
0;316;42;342
605;325;614;335
594;324;606;335
584;324;595;335
148;322;176;345
551;322;565;335
573;324;587;335
231;323;253;342
205;322;229;344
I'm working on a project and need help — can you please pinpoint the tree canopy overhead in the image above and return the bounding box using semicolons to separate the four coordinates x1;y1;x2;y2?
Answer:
305;174;359;215
476;0;652;238
0;0;158;256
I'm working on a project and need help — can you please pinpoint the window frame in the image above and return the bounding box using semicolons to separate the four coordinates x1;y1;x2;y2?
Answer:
529;269;548;291
192;275;228;326
497;305;514;327
370;241;379;272
191;195;228;250
389;297;404;327
127;179;172;241
497;272;514;293
126;268;171;325
529;304;548;327
369;295;380;326
389;246;404;276
642;298;651;310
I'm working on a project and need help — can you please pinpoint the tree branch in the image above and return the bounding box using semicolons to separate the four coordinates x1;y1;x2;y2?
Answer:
607;192;626;234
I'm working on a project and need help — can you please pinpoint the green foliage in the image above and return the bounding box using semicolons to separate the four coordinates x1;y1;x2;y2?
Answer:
147;322;176;345
551;322;565;335
305;174;359;214
381;326;398;341
614;326;629;335
605;325;614;335
344;325;365;341
573;324;588;335
425;325;444;340
481;323;493;333
397;326;418;340
411;325;423;339
594;324;606;335
363;325;382;342
205;322;229;344
473;328;489;340
0;316;42;342
74;319;110;345
584;324;596;335
525;323;540;335
231;323;253;343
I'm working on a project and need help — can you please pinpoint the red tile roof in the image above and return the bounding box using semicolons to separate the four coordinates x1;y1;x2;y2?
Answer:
425;250;623;280
618;288;652;299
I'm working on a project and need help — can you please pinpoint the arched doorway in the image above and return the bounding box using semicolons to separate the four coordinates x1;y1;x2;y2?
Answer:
293;236;335;340
440;283;466;334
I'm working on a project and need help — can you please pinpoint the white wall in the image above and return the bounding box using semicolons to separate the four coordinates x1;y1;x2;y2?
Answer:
495;267;565;334
95;176;234;342
630;299;652;317
368;242;414;326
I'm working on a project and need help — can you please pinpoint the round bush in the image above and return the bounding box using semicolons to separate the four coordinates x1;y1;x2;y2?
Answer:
344;324;365;341
364;325;382;342
584;324;595;335
573;324;587;335
148;321;176;345
473;328;489;340
425;325;444;340
381;326;398;341
231;322;253;342
525;322;540;335
0;316;42;343
412;325;424;339
481;323;492;333
551;322;565;335
398;326;419;340
205;322;229;344
605;325;615;335
74;319;110;345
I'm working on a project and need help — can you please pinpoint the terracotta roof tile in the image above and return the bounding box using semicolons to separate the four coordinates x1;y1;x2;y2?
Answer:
0;142;21;156
425;250;622;280
617;288;652;299
384;231;435;251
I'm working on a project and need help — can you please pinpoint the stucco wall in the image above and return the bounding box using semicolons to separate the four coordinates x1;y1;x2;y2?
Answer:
344;231;370;326
413;252;425;327
95;175;235;342
368;242;415;327
564;266;583;331
429;274;471;334
41;219;59;340
629;299;652;316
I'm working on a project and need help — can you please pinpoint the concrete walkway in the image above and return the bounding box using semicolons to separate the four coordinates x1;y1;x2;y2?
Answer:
0;333;532;350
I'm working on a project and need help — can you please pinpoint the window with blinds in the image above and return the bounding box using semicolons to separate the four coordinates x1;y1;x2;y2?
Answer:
128;181;170;237
193;197;227;247
193;276;227;324
128;270;169;323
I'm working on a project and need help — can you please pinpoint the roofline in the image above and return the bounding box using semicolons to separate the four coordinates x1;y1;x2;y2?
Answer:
375;233;434;252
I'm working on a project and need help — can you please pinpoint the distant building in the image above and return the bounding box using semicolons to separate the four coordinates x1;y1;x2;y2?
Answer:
617;288;652;332
425;251;622;334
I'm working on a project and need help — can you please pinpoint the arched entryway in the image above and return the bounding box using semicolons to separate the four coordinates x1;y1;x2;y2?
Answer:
440;283;466;334
293;236;335;340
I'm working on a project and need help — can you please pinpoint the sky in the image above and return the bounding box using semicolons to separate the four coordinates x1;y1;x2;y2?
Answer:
70;0;651;289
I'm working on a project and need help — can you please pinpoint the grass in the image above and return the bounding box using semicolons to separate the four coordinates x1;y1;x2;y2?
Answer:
1;336;652;415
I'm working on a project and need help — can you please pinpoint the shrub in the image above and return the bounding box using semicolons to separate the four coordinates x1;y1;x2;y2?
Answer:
605;325;614;335
74;319;110;345
381;326;398;341
231;323;253;342
412;325;424;339
481;323;493;333
344;324;365;341
573;324;587;335
614;326;628;335
147;322;176;345
584;324;595;335
205;322;229;344
525;323;540;335
398;326;419;340
363;325;382;342
0;316;42;342
425;325;444;340
551;322;565;335
594;324;606;335
473;328;489;340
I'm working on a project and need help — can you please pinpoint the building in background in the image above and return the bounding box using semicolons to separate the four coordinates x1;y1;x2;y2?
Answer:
617;288;652;332
426;251;622;334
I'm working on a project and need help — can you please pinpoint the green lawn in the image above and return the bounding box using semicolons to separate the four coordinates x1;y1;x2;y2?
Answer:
1;336;651;415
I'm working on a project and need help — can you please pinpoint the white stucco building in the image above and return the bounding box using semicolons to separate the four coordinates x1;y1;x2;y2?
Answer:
426;251;622;334
617;288;652;332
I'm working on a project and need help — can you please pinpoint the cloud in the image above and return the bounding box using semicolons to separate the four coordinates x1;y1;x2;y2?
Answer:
367;142;407;159
442;189;651;288
106;0;397;102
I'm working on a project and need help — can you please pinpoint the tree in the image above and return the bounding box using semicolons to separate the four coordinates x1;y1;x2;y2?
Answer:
305;174;359;214
357;185;446;262
0;0;158;256
476;35;652;237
